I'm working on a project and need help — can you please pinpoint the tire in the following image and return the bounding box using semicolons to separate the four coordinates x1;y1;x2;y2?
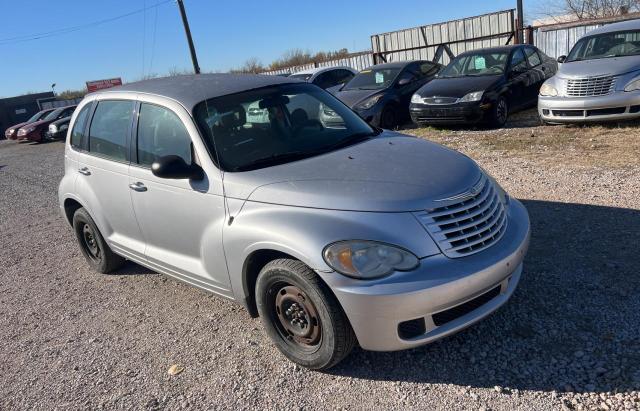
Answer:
255;258;356;370
489;96;509;128
380;105;397;129
72;207;125;273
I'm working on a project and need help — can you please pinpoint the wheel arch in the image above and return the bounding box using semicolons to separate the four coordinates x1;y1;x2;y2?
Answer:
63;197;84;226
241;248;313;318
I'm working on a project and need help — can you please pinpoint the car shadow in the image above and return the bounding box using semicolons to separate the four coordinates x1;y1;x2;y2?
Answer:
328;200;640;395
113;260;157;276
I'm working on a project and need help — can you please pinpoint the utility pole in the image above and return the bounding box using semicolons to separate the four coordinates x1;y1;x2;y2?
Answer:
516;0;524;44
176;0;200;74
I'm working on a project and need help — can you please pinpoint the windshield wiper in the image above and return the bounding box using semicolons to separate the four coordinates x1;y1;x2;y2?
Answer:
232;151;313;172
322;130;381;151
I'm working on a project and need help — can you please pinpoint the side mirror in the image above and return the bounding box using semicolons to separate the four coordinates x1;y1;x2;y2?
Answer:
557;55;567;63
151;155;204;180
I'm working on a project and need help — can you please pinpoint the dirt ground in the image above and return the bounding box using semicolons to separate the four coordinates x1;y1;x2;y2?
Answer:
1;110;639;410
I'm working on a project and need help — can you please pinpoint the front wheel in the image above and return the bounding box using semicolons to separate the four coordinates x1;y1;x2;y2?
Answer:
489;97;509;128
380;105;398;129
255;259;356;370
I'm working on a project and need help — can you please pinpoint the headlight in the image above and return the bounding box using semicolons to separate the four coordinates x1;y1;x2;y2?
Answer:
411;93;423;104
355;94;383;110
49;124;58;133
8;128;14;133
624;77;640;92
539;83;558;97
323;240;419;280
459;91;484;102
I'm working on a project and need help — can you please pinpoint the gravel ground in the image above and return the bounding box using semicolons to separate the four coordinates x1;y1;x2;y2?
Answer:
1;116;639;410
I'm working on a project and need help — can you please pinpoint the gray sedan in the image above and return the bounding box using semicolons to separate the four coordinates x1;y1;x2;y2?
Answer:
58;74;530;370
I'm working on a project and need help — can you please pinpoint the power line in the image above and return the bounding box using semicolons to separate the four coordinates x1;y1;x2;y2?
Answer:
0;0;172;45
148;0;160;75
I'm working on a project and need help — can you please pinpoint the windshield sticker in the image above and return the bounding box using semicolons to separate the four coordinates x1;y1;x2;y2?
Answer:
474;56;486;69
375;72;384;84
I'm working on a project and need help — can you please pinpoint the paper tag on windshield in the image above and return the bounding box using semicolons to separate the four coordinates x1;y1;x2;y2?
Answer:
375;72;384;84
474;57;486;69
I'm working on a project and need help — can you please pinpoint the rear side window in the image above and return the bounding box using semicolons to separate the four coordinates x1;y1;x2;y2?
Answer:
136;103;192;167
88;100;134;162
525;47;542;67
510;49;528;71
70;104;91;148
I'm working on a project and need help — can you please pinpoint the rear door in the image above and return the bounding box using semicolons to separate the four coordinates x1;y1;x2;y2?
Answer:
524;46;547;102
506;48;531;110
128;99;232;296
74;99;146;260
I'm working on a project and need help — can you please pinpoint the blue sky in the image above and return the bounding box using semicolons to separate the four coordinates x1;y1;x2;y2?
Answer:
0;0;545;97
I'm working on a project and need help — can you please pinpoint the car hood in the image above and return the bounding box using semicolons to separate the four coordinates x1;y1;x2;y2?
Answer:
20;119;50;129
332;87;385;108
7;121;28;131
558;56;640;78
51;116;71;126
223;131;482;212
417;75;502;98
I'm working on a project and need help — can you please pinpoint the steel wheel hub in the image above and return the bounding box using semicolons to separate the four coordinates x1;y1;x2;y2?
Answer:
82;224;100;259
274;285;320;346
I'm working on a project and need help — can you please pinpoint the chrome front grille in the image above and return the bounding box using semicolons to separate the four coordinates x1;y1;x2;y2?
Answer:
566;75;616;97
415;176;507;258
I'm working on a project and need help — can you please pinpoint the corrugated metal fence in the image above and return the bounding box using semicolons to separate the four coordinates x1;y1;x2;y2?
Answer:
370;10;515;65
534;14;640;58
261;52;373;76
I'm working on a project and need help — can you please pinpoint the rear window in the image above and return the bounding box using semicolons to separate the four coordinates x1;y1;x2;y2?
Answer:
88;100;134;162
70;104;91;149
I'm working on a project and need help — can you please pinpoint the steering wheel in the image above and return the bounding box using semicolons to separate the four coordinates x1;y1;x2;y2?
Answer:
292;119;324;137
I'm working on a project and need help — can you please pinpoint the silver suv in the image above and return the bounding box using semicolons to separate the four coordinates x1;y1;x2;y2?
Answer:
59;74;530;370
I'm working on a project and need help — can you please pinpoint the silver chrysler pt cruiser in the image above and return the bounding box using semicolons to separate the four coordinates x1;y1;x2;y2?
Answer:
59;74;530;369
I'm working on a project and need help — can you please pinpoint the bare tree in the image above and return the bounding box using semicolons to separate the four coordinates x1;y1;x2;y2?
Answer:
556;0;639;19
230;57;265;74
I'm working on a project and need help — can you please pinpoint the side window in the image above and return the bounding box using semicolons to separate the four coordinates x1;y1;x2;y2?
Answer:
137;103;192;167
525;47;542;67
70;104;91;148
313;72;335;89
510;49;528;72
397;69;418;84
88;100;133;162
335;69;355;85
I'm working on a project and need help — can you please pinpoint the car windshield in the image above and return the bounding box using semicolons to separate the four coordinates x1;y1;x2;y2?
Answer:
43;108;64;121
193;83;379;172
27;111;47;122
289;73;313;81
567;29;640;62
439;51;509;77
343;67;402;90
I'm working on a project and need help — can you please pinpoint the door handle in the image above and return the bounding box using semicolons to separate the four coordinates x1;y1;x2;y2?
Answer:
129;182;147;192
78;167;91;176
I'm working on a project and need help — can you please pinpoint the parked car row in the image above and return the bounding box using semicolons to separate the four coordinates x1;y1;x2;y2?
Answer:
321;44;557;129
4;104;77;142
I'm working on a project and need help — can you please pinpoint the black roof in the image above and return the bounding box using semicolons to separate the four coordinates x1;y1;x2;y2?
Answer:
362;60;425;70
100;73;300;111
458;45;523;56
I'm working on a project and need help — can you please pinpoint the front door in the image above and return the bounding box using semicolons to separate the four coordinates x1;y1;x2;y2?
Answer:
127;101;232;297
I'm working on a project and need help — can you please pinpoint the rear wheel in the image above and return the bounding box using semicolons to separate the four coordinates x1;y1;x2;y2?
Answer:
255;258;356;370
72;208;125;273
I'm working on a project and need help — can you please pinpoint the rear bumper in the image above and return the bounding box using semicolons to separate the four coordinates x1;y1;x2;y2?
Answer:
322;198;530;351
539;91;640;123
409;103;487;125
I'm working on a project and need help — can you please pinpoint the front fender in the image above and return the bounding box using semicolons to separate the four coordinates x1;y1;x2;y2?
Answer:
223;201;441;302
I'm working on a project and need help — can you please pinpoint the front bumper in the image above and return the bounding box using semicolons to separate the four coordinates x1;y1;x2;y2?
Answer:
353;106;383;127
322;198;530;351
539;91;640;123
45;130;65;140
410;103;487;125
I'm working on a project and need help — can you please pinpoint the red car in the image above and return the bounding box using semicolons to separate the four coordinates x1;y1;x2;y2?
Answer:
4;108;55;140
16;105;77;142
